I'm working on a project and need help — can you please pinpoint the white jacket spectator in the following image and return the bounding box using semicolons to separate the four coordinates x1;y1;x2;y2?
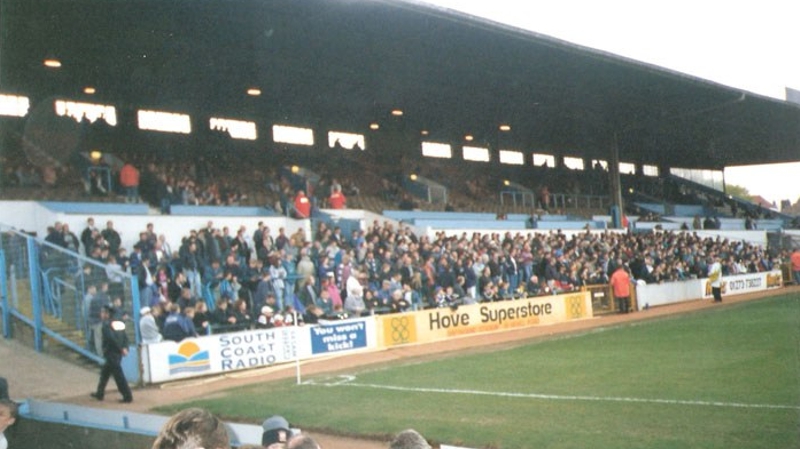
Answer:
139;307;163;344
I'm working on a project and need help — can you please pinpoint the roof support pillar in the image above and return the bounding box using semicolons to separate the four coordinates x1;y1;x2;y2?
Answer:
609;134;624;228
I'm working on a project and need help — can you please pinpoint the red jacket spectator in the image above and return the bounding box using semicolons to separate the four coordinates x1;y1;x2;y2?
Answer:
610;266;631;299
328;189;346;209
119;163;140;203
119;163;139;188
294;190;311;218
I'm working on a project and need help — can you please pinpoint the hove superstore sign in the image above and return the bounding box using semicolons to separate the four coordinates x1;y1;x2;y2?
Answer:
377;291;593;347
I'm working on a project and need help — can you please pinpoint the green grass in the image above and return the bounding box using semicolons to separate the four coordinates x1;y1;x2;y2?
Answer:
157;295;800;449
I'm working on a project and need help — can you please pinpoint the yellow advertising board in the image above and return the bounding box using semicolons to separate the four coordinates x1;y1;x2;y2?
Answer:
377;292;592;348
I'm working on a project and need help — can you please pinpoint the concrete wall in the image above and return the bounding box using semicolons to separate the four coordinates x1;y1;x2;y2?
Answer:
7;419;154;449
0;201;310;255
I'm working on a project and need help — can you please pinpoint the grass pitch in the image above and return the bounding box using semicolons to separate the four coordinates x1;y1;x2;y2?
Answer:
158;294;800;449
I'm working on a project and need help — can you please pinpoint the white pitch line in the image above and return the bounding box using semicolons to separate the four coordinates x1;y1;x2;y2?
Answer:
310;377;800;411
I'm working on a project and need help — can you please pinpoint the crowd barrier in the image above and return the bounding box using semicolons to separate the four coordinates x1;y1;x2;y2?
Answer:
17;399;263;447
141;291;593;384
635;270;783;309
16;398;470;449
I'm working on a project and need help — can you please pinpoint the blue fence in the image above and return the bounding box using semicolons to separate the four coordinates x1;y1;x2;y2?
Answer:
0;226;140;367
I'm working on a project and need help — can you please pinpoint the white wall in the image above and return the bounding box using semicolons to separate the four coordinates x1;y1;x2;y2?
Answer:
0;201;310;254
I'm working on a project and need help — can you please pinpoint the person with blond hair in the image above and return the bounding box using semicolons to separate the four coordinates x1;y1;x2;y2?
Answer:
389;429;431;449
152;407;229;449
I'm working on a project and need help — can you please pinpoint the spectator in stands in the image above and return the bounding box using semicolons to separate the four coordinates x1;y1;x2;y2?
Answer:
44;222;65;248
293;190;311;218
252;222;268;258
269;255;288;310
303;288;329;324
85;284;106;355
152;407;229;449
119;161;140;203
319;273;342;310
0;398;18;449
193;301;211;336
389;429;431;449
177;286;199;311
328;185;346;209
391;288;411;313
81;217;98;256
219;270;242;304
296;250;315;283
381;178;399;202
398;193;415;211
181;240;204;299
211;298;236;333
538;185;550;211
256;305;275;329
252;271;274;313
97;220;120;256
432;285;455;309
168;271;189;302
231;299;252;331
345;267;365;310
525;274;543;296
61;223;80;253
362;288;379;313
203;260;225;292
140;306;163;345
298;275;319;311
162;304;198;342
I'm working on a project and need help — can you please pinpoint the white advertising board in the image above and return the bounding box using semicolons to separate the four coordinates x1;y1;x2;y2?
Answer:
636;270;782;309
142;317;376;384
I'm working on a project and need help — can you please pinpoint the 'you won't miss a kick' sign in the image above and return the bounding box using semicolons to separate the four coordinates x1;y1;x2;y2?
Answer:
310;320;368;354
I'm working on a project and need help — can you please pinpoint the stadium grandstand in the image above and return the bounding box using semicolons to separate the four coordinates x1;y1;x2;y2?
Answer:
1;1;800;448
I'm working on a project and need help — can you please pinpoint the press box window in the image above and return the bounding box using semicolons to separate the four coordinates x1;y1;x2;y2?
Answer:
273;125;314;146
56;100;117;125
328;131;365;150
0;94;30;117
499;150;524;165
463;146;490;162
138;110;191;134
421;141;452;159
209;118;257;140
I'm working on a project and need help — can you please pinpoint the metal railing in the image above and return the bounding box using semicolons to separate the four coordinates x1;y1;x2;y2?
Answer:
0;226;141;363
500;191;611;210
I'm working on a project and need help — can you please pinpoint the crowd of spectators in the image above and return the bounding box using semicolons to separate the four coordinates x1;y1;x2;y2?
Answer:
35;210;788;349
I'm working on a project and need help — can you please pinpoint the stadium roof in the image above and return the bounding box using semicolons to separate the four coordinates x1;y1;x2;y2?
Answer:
2;0;799;170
